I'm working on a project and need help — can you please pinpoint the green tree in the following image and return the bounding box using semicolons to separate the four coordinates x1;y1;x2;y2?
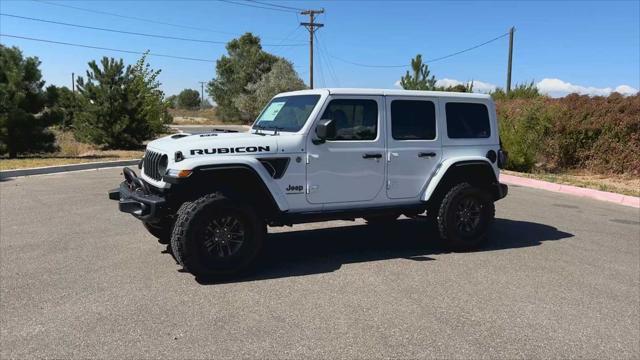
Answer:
165;94;177;109
131;52;172;128
234;59;306;121
74;53;168;149
177;88;201;109
491;81;541;100
208;33;279;122
399;54;437;90
43;85;79;130
0;45;56;158
439;81;474;93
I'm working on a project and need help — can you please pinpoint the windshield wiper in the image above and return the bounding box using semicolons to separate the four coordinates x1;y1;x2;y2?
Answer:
252;124;267;136
253;124;284;135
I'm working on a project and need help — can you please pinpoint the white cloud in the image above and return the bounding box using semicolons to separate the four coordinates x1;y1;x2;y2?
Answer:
434;78;463;88
614;85;639;95
435;78;498;93
470;80;498;93
536;78;638;97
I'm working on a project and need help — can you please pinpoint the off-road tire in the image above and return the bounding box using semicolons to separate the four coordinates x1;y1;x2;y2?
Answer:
437;183;495;251
170;193;265;279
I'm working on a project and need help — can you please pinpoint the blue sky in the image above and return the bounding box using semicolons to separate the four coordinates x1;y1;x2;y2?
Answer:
1;0;638;98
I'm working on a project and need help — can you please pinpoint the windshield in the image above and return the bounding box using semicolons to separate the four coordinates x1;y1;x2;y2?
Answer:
253;95;321;132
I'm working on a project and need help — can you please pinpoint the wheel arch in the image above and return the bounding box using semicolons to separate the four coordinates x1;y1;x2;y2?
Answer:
172;161;289;216
422;157;499;203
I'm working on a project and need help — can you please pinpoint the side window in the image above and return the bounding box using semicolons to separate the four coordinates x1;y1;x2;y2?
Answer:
320;99;378;141
445;102;491;139
391;100;436;140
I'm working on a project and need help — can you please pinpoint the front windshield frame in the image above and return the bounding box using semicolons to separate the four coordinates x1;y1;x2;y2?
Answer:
252;94;321;133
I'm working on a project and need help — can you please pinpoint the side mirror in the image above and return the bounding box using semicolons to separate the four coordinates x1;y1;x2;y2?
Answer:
313;119;335;145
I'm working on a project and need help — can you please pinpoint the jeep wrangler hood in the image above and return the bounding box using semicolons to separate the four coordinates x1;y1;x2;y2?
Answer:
146;131;280;158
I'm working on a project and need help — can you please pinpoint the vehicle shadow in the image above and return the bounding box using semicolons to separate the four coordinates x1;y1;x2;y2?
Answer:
191;218;573;285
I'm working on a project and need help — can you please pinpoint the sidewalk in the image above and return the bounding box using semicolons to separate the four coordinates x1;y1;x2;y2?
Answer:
500;174;639;208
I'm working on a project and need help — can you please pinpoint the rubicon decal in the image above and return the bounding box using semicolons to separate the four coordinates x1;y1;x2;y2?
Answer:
190;146;270;155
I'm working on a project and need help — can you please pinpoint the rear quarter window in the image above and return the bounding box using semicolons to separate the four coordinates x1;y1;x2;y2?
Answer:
445;102;491;139
391;100;436;140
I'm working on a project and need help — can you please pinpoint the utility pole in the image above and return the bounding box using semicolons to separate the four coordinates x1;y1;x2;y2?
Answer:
301;9;324;89
506;26;515;93
66;72;75;132
199;81;206;109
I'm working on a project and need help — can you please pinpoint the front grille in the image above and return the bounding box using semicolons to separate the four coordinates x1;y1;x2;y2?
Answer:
143;150;163;181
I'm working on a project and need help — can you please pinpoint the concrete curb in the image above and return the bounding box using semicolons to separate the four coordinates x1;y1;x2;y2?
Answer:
500;174;640;209
0;159;138;179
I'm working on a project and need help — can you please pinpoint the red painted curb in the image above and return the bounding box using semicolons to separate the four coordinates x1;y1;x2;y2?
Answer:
500;174;639;208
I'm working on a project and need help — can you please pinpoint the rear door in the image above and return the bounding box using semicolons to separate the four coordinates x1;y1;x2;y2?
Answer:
306;96;385;204
386;96;442;199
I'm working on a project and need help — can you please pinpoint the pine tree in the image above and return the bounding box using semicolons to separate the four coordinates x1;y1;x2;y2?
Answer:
73;54;168;149
399;54;437;91
0;45;56;158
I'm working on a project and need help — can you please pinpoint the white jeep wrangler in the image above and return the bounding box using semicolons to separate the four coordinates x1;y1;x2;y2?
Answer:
109;88;508;278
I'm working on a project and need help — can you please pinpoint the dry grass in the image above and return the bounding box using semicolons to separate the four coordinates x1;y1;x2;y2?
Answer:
0;130;143;171
504;170;640;197
169;108;224;125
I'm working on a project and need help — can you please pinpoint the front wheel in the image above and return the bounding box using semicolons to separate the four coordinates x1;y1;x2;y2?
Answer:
170;193;265;279
437;183;495;251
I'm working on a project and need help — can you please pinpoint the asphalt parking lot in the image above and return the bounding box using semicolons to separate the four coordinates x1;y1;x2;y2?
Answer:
1;168;639;358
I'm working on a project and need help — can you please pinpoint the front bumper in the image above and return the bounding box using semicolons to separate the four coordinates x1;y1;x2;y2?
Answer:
108;168;166;222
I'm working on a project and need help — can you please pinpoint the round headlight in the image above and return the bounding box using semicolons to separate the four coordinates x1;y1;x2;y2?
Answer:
158;154;168;175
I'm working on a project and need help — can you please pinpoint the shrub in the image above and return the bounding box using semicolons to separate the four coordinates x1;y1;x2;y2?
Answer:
496;93;640;176
497;98;554;171
492;81;541;100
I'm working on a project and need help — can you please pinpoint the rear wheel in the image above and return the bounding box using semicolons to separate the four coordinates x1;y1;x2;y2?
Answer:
437;183;495;251
170;193;265;279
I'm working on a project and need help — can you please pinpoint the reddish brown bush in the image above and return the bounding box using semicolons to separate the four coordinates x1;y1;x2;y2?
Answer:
496;93;639;176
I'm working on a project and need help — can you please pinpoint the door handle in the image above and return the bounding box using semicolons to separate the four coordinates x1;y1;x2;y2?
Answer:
418;152;437;158
363;153;382;159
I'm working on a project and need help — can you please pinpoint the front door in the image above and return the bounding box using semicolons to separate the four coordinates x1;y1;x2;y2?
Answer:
306;96;385;204
386;96;442;199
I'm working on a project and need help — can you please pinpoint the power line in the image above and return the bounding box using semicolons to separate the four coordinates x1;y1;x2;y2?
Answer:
33;0;297;41
33;0;239;36
245;0;303;12
0;34;217;63
314;33;340;87
329;32;510;68
218;0;298;13
0;13;304;47
424;32;509;63
315;36;326;87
